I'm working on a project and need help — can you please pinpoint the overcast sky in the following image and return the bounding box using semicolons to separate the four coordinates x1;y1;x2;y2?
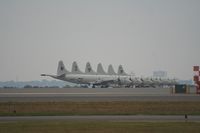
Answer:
0;0;200;81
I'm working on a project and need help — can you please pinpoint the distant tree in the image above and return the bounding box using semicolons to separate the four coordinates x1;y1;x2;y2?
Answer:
49;86;60;88
33;86;39;88
63;85;71;88
4;86;15;88
24;85;32;88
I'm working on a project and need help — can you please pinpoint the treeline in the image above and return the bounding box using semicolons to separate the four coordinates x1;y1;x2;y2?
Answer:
0;80;74;88
1;85;80;89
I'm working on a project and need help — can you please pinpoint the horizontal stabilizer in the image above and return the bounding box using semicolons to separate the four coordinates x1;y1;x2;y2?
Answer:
40;74;57;79
107;64;116;75
41;74;46;76
97;63;107;75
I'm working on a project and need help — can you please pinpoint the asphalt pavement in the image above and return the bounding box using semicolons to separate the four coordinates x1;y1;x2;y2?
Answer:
0;87;199;102
1;115;200;122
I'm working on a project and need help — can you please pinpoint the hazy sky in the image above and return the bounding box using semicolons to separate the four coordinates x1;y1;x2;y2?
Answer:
0;0;200;81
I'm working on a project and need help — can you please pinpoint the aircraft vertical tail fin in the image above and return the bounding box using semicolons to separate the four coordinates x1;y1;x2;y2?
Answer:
57;60;69;76
71;61;83;74
85;62;96;74
117;65;127;75
107;64;116;75
97;63;106;75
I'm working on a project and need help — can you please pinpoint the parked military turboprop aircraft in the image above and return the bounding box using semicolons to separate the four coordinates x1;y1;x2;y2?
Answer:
41;60;177;88
42;61;116;87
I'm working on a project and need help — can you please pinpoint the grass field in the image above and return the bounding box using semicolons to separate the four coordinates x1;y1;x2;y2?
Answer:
0;121;200;133
0;101;200;116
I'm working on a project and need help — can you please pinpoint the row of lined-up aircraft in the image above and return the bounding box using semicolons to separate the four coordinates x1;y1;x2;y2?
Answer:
41;61;177;88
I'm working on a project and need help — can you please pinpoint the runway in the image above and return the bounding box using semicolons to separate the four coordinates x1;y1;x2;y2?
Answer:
0;87;199;102
1;115;200;122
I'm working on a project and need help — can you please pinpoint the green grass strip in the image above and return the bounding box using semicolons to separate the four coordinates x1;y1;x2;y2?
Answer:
0;121;200;133
0;101;200;116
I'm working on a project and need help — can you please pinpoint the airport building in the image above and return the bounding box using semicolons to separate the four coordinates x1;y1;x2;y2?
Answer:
153;71;167;78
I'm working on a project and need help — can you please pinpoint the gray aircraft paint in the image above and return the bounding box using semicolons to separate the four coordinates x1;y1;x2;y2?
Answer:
85;62;96;75
57;61;70;76
97;63;107;75
117;65;127;76
107;65;116;75
71;61;83;74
